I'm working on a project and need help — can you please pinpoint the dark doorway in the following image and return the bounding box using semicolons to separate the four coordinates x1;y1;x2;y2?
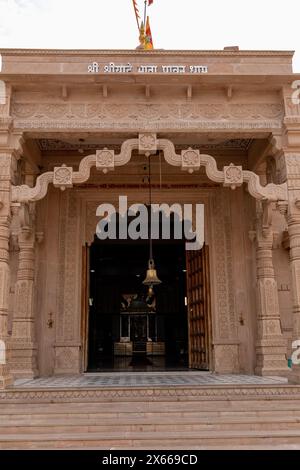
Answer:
87;238;189;371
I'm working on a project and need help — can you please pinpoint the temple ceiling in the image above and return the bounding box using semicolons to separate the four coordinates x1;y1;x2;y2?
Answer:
36;137;253;154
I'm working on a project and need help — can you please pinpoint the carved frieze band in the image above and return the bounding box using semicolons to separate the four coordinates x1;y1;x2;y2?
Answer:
0;384;299;403
11;102;284;121
9;102;284;132
11;135;288;204
1;385;300;403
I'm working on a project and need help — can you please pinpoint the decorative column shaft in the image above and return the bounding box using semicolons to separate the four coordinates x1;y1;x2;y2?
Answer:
287;213;300;345
278;152;300;382
255;216;288;376
0;153;14;388
10;207;38;378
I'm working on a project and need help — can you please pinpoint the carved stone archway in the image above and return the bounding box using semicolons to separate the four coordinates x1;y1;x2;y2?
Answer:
11;134;288;204
9;133;290;376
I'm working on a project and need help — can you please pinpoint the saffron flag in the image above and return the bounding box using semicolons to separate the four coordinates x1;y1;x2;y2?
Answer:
145;15;154;50
148;0;153;5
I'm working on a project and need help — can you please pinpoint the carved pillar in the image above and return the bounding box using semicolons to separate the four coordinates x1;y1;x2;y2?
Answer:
278;152;300;381
0;152;14;388
287;212;300;347
254;203;288;376
10;204;38;378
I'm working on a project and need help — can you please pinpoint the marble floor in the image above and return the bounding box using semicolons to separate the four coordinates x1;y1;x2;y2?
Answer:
13;372;288;389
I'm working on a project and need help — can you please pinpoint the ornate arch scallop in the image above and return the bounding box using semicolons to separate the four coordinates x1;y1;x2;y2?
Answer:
11;134;288;205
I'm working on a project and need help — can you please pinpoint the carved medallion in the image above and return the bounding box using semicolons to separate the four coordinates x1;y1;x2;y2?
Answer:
181;148;200;173
138;133;157;155
224;163;243;189
53;165;73;190
96;149;115;173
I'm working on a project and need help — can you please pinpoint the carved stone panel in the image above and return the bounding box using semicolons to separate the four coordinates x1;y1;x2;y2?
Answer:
54;346;80;375
214;344;240;374
54;192;81;374
211;190;237;341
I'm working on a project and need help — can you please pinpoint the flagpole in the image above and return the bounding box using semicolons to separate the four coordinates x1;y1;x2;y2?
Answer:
144;0;147;27
132;0;140;31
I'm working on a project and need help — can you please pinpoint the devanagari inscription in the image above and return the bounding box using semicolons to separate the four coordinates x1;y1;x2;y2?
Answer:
104;63;133;73
190;65;208;74
138;65;158;73
88;62;100;73
162;65;186;73
87;62;208;74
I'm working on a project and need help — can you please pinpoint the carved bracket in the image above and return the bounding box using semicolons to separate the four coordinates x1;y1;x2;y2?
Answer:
11;134;288;204
252;200;275;246
10;201;36;242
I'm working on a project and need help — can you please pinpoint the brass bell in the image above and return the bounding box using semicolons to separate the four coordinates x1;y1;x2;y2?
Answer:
143;259;162;287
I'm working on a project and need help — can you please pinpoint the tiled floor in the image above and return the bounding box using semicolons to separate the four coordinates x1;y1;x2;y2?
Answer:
13;372;288;389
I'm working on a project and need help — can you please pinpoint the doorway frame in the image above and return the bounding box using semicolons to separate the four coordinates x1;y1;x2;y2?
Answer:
82;235;212;373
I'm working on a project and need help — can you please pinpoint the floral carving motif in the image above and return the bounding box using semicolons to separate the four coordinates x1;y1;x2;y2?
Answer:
53;165;73;190
96;149;115;173
139;133;157;154
224;164;243;189
181;148;200;173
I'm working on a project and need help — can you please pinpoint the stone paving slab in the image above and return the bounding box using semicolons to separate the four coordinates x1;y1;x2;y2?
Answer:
13;372;288;389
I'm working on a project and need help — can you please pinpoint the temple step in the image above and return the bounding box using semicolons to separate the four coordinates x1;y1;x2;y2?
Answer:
1;430;300;450
1;384;300;449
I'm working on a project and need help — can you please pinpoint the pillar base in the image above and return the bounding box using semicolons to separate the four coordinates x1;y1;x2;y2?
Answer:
9;342;38;379
288;366;300;384
255;338;289;377
0;365;13;389
255;365;290;377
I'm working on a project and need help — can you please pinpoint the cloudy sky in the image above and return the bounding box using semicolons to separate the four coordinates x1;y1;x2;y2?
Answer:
0;0;299;71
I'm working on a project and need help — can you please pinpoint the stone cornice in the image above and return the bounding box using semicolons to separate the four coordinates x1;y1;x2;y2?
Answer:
0;49;295;57
12;120;283;133
3;77;299;87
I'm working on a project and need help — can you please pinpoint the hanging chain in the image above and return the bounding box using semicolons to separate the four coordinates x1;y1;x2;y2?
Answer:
148;155;153;260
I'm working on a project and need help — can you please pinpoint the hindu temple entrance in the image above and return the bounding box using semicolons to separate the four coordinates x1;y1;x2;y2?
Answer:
83;236;211;372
